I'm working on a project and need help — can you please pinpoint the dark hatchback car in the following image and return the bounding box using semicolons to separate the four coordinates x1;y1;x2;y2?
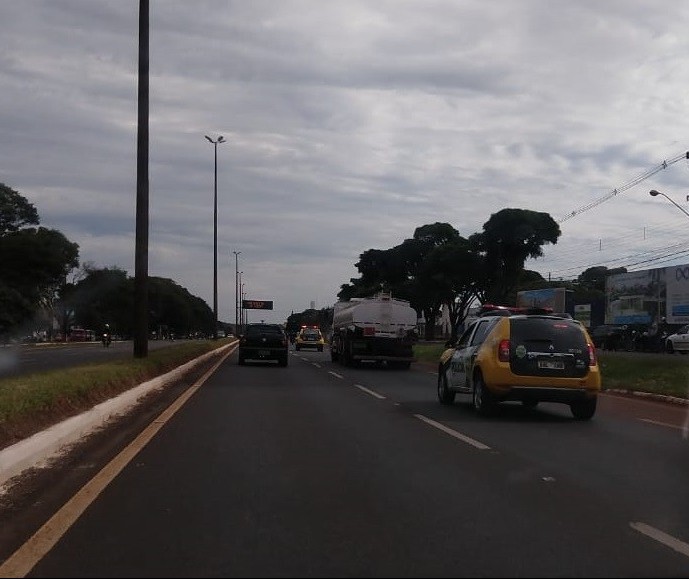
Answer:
238;323;289;367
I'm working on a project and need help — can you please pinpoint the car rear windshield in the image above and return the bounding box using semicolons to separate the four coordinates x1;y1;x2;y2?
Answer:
302;329;320;338
246;325;283;336
510;317;588;351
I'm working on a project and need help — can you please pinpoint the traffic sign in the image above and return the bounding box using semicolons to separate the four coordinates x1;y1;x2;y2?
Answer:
242;299;273;310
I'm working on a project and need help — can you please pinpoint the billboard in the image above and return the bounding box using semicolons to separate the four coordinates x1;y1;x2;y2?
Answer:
666;264;689;324
605;263;689;325
516;287;574;315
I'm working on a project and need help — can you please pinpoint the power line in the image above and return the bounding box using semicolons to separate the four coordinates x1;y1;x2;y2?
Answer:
558;151;689;223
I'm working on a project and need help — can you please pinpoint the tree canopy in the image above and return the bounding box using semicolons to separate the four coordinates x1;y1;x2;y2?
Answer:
0;183;79;335
338;209;562;338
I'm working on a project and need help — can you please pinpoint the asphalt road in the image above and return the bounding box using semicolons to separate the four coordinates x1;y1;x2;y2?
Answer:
1;345;688;577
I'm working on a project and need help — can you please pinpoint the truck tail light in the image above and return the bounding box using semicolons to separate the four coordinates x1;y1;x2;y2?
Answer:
498;339;510;362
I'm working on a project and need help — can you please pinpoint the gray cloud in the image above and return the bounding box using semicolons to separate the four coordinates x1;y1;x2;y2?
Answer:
2;0;689;322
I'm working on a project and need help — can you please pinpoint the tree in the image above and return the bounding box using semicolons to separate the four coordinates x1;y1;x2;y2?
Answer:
71;269;215;339
0;183;79;335
471;208;560;304
338;223;463;339
71;266;131;335
0;183;39;233
422;237;483;340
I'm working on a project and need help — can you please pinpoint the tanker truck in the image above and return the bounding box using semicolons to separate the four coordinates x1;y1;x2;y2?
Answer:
330;293;419;369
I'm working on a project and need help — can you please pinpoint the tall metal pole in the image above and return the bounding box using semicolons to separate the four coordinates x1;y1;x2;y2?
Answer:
238;272;243;327
232;251;241;333
134;0;149;358
205;135;225;339
241;285;246;325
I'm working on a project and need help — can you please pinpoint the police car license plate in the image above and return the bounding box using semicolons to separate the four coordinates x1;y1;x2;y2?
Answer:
538;360;564;370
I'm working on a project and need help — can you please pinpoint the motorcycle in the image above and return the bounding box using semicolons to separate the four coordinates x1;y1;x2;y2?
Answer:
102;332;112;347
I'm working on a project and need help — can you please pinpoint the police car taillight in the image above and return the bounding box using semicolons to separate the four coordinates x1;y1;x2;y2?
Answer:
498;339;510;362
588;343;597;366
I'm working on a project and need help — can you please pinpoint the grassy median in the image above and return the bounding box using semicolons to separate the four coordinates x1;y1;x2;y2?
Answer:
0;340;232;450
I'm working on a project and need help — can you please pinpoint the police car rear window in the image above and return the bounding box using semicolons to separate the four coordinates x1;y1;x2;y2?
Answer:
510;318;587;350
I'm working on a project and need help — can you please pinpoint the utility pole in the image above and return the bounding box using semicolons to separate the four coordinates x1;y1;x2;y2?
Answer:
134;0;149;358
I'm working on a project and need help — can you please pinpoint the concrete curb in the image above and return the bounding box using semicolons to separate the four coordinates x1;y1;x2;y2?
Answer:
0;344;232;490
604;388;689;406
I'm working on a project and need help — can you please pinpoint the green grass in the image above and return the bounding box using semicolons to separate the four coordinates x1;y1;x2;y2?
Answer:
0;340;231;449
413;343;689;399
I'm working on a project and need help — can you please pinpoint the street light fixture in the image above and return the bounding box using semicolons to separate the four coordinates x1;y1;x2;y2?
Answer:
205;135;225;339
649;189;689;220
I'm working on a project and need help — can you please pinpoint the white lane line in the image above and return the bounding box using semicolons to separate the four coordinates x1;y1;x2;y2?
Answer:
328;371;344;379
312;363;322;368
413;414;491;450
354;384;386;400
639;418;683;431
630;522;689;558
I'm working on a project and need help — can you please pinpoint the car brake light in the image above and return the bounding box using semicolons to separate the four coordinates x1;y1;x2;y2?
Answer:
588;343;597;366
498;339;510;362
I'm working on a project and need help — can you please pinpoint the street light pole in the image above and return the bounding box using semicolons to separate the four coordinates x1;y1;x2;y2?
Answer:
232;251;241;334
206;135;225;339
649;189;689;220
241;285;246;325
238;272;243;327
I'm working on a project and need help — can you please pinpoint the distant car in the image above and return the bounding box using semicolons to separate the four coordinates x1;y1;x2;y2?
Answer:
294;326;325;351
237;323;289;366
589;324;628;351
437;310;601;420
665;324;689;354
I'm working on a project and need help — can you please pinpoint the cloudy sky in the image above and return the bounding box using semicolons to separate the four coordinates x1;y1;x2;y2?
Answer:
2;1;689;324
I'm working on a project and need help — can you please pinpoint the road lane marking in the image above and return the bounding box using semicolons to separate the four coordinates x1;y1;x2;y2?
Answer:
638;418;683;431
630;522;689;558
354;384;386;400
312;363;322;368
0;347;233;578
413;414;491;450
328;371;344;379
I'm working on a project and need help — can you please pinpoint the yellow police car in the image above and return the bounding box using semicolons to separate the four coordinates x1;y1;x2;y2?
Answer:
438;305;601;420
294;326;326;351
